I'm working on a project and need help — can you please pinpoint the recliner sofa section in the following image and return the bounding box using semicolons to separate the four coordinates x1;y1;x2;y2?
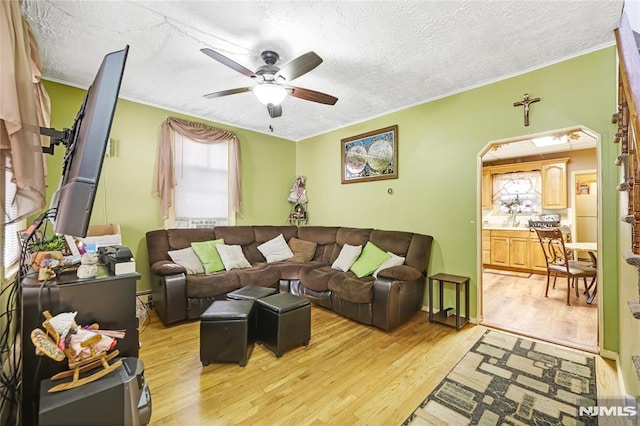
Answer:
146;225;433;331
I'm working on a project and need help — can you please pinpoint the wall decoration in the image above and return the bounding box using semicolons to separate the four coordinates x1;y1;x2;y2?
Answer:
288;176;308;224
341;125;398;183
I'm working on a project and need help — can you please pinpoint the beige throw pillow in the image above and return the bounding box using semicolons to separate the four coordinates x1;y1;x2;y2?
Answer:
331;244;362;272
216;244;251;270
257;234;293;263
286;237;317;262
373;252;406;278
168;247;205;275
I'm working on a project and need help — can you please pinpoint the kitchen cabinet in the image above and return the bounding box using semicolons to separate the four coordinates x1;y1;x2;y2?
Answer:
482;230;491;264
484;228;550;272
529;235;548;272
541;160;568;209
489;230;530;269
482;169;492;210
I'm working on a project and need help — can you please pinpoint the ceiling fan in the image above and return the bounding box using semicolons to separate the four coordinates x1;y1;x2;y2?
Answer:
200;48;338;118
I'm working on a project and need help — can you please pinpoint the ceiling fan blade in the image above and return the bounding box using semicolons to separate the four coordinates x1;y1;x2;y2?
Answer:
267;104;282;118
203;87;252;99
286;86;338;105
200;48;257;79
275;51;323;82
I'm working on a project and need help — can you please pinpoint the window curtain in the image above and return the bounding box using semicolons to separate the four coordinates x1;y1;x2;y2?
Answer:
153;117;242;220
0;1;50;224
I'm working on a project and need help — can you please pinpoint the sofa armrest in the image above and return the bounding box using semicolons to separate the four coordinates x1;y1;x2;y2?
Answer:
151;260;186;276
376;265;422;281
151;272;188;325
372;275;426;331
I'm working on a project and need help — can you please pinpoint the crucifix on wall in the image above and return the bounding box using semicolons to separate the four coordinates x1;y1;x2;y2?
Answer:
513;93;541;126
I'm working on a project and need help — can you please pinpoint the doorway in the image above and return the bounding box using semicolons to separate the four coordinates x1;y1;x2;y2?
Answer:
478;127;600;353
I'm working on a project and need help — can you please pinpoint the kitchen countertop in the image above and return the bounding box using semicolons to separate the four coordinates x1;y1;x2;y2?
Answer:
483;225;536;231
483;225;570;231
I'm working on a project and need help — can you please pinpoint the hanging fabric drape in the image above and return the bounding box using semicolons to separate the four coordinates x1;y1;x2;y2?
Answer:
0;1;51;224
153;117;242;220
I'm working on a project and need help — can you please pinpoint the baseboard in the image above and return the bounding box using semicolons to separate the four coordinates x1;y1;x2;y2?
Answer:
600;348;618;361
608;351;633;401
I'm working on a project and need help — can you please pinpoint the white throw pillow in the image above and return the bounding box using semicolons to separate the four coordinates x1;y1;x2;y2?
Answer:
331;244;363;272
216;244;252;270
257;234;294;263
373;252;406;278
168;247;205;275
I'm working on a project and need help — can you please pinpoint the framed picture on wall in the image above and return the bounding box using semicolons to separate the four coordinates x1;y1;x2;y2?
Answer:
341;125;398;184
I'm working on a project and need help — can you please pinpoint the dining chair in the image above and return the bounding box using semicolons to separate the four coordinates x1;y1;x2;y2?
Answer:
533;228;597;305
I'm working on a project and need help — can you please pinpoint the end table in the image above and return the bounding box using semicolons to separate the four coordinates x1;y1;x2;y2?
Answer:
428;273;470;330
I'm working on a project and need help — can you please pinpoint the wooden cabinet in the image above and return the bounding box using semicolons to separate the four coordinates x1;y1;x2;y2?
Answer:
481;169;492;210
529;234;548;271
510;235;531;268
482;230;491;264
490;235;509;266
484;229;550;272
489;230;531;269
541;160;568;209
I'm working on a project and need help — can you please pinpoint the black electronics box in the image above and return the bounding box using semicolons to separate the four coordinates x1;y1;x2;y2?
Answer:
99;245;135;275
39;357;151;425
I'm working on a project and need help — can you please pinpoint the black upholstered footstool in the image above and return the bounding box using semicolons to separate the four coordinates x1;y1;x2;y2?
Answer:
256;293;311;357
227;285;277;301
200;300;255;367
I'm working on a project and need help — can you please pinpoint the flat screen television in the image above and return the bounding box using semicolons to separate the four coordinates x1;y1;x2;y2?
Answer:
48;45;129;237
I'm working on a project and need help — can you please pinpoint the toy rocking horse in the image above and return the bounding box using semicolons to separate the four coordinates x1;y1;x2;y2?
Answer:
30;310;123;392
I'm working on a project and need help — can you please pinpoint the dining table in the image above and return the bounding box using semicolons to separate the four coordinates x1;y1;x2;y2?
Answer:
564;242;598;304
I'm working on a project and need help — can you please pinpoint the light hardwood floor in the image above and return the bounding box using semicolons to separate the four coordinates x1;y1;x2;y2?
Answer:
481;270;598;352
138;302;618;425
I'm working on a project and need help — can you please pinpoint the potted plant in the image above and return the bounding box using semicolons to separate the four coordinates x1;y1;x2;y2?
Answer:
28;235;69;271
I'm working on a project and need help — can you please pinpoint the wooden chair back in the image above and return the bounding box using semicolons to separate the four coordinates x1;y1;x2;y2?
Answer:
533;227;569;269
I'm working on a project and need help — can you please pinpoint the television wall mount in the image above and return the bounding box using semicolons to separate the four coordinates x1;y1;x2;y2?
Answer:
40;126;72;154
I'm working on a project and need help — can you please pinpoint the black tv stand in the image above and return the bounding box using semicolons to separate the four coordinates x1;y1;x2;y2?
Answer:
21;266;140;426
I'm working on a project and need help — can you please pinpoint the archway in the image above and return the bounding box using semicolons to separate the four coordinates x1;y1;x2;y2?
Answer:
476;126;602;353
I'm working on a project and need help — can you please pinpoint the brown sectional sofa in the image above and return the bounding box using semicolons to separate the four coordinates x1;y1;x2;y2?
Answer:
146;225;433;331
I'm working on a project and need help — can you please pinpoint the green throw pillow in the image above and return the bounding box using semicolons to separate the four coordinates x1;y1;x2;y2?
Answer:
350;242;391;278
191;239;225;273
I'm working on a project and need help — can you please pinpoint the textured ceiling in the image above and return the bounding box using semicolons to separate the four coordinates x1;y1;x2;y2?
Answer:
23;1;623;141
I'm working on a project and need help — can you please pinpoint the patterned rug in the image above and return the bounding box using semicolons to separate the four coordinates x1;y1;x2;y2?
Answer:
403;330;597;425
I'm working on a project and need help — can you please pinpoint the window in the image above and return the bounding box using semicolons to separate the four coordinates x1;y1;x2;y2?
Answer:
3;169;21;270
492;171;542;214
172;133;229;228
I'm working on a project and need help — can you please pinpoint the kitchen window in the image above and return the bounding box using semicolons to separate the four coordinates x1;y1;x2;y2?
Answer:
492;171;542;214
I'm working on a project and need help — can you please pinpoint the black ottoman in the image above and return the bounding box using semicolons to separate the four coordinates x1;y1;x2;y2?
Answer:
227;285;277;301
200;300;255;367
256;293;311;357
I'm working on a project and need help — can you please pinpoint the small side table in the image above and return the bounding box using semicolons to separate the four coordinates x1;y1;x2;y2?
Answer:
428;273;470;330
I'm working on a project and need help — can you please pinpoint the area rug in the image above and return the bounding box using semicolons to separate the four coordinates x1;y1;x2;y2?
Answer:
403;330;597;425
483;268;532;279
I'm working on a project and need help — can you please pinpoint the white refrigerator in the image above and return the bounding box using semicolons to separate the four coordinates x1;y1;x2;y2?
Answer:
575;181;597;243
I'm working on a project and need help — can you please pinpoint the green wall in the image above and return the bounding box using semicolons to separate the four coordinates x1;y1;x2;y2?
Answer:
296;47;620;350
43;80;296;293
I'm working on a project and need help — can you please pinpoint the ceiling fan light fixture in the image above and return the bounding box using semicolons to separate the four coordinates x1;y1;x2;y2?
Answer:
253;83;288;106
